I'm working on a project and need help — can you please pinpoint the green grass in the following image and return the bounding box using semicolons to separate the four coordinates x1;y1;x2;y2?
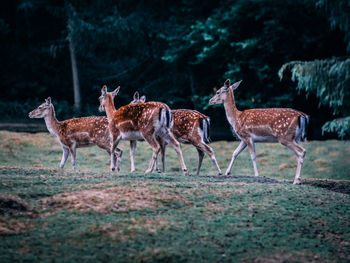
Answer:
0;131;349;262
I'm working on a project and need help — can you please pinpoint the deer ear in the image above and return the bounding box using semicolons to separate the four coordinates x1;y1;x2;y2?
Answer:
230;80;242;90
133;91;139;101
111;86;120;98
45;97;52;105
101;85;107;95
140;95;146;103
224;79;231;87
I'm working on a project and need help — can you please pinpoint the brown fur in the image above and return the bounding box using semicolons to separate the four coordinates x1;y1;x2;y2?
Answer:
99;86;187;174
209;79;308;184
129;93;221;175
29;98;121;170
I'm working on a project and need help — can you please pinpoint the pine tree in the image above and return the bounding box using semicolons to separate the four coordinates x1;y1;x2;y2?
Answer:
279;0;350;138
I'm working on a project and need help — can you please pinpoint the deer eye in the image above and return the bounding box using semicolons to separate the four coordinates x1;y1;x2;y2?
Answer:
216;91;220;95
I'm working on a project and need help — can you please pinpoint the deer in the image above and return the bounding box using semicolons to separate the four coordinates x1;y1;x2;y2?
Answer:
129;92;222;175
28;97;122;170
209;79;309;184
99;85;188;175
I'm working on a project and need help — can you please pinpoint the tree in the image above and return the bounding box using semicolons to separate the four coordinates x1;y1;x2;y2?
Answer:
279;0;350;138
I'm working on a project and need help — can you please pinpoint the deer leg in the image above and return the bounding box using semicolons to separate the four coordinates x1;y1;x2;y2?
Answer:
225;141;247;175
110;137;121;172
154;138;163;173
60;146;69;169
160;138;166;173
69;143;77;171
154;154;160;173
194;143;222;175
282;141;306;184
196;148;205;175
130;140;137;172
166;133;188;175
144;135;161;174
246;139;259;177
115;148;123;172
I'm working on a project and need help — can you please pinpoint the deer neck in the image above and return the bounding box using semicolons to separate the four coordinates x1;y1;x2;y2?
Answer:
104;96;116;120
223;88;240;129
44;105;60;137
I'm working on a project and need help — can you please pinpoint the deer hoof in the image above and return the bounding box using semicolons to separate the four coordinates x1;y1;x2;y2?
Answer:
111;167;115;172
293;179;302;185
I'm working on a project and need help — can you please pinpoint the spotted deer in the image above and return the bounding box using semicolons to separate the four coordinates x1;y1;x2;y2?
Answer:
209;79;309;184
99;86;188;175
129;92;222;175
28;97;122;170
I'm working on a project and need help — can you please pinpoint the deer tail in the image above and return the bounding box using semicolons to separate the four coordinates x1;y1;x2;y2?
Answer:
199;117;211;144
159;108;172;129
298;114;310;141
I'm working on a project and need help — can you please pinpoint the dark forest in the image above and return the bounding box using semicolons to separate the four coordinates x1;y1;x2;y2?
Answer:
1;0;349;139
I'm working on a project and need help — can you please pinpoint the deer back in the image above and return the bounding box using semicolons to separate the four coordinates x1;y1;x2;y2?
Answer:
111;102;170;135
172;109;210;143
57;116;110;148
235;108;307;141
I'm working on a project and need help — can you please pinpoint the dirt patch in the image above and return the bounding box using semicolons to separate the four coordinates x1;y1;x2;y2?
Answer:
68;182;116;191
90;217;170;240
0;166;60;173
204;202;227;212
303;178;350;195
0;131;51;151
0;194;35;216
328;152;340;157
257;158;273;166
243;252;327;263
312;158;329;165
256;150;268;157
279;163;296;170
316;167;328;172
326;232;350;260
314;147;326;154
0;218;34;235
42;184;189;214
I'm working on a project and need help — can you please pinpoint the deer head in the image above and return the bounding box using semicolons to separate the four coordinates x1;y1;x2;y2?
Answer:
99;85;120;112
29;97;52;118
209;79;242;105
130;91;146;104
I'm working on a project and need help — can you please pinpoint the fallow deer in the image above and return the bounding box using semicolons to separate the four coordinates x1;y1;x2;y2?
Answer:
129;92;222;175
99;86;188;175
209;79;309;184
28;97;122;170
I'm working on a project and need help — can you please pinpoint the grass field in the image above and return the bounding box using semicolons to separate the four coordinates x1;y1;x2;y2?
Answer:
0;130;349;262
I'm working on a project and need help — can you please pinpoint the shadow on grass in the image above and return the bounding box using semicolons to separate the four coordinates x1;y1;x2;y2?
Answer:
303;178;350;194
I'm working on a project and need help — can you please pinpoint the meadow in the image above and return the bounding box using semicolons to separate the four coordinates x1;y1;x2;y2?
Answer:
0;130;349;262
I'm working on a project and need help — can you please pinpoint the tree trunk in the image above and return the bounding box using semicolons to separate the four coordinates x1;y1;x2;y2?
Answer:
68;34;81;113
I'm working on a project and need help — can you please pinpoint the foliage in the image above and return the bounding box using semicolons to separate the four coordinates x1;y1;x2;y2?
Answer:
315;0;350;52
0;99;103;122
0;131;350;262
278;0;350;139
322;116;350;139
278;58;350;115
0;0;349;139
